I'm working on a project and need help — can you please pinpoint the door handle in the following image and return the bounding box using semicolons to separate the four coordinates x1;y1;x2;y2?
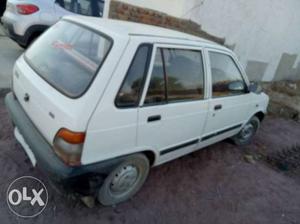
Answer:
147;115;161;122
214;104;222;111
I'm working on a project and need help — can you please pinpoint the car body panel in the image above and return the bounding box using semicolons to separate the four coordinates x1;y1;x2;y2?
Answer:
8;17;269;172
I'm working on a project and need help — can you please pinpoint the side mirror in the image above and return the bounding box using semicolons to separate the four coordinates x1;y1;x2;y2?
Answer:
248;82;262;93
228;80;245;92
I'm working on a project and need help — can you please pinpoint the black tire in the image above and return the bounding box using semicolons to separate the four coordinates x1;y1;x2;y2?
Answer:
97;153;150;206
232;116;260;145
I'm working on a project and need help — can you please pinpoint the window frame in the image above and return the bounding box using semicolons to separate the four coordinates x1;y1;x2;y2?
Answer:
206;48;250;99
141;44;208;107
114;43;153;109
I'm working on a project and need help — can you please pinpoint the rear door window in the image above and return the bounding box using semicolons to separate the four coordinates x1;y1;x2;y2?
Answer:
144;47;205;105
163;48;204;102
144;49;167;105
25;20;112;98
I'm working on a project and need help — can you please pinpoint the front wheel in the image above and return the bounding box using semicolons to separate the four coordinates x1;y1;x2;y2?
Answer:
232;116;260;145
97;153;150;206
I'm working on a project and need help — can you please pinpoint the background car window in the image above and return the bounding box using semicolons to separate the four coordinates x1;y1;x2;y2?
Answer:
116;45;151;108
56;0;104;17
144;49;167;105
163;48;204;102
209;52;246;97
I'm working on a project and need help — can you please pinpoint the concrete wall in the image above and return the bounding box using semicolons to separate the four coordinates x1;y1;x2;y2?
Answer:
110;0;300;81
182;0;300;81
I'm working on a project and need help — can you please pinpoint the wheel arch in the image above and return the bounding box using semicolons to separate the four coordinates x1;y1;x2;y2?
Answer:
254;111;265;122
141;150;157;166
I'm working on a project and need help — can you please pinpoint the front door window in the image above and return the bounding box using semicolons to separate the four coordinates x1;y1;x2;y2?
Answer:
209;52;247;98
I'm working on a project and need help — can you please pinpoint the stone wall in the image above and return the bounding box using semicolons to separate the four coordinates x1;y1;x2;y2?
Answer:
109;0;225;45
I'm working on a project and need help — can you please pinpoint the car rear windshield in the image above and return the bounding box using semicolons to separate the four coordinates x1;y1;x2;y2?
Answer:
25;20;112;98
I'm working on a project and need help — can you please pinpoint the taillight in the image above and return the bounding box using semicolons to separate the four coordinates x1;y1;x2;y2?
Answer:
53;128;86;166
16;4;39;15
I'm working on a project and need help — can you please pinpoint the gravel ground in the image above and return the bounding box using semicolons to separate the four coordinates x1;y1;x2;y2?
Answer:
0;95;300;224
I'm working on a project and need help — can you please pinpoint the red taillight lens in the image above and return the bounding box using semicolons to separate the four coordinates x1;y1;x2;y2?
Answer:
16;4;39;15
53;128;86;166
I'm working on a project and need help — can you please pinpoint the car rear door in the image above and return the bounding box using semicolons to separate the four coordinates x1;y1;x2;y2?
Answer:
201;48;253;142
137;44;209;165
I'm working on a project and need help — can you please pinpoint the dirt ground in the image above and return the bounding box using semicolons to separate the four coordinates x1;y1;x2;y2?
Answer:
0;95;300;224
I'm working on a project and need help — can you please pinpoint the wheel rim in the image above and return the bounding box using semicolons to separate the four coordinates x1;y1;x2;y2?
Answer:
239;122;255;141
109;165;139;196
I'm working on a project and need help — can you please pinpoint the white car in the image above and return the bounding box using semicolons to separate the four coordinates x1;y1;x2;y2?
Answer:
1;0;104;48
5;16;269;206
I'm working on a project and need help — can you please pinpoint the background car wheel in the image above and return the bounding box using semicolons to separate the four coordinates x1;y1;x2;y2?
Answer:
97;153;150;206
232;116;260;145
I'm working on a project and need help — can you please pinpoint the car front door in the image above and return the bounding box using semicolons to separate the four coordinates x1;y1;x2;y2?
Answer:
201;49;253;142
137;45;209;164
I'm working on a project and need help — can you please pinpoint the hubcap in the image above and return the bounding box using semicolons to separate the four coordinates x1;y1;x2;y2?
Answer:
240;123;255;140
109;165;139;195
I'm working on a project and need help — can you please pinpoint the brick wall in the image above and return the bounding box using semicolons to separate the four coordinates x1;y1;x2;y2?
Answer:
109;0;225;45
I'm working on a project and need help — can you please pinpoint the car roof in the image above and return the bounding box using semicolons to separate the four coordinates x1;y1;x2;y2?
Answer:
65;16;228;50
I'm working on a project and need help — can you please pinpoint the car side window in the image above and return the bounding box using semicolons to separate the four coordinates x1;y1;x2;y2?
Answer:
209;52;247;98
115;45;152;108
163;48;204;102
144;47;205;105
56;0;104;17
144;49;167;105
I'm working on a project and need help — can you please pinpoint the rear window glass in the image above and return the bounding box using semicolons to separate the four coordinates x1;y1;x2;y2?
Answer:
25;20;112;98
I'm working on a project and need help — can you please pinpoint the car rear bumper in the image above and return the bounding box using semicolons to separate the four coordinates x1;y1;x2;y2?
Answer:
5;92;123;192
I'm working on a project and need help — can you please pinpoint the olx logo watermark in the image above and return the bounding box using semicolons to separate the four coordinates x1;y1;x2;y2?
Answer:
6;176;48;218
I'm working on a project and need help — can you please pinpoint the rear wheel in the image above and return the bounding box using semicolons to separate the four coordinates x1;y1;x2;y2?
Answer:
97;153;150;206
232;116;260;145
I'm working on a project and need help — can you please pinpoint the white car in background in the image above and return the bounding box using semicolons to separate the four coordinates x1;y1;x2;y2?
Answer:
1;0;105;48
